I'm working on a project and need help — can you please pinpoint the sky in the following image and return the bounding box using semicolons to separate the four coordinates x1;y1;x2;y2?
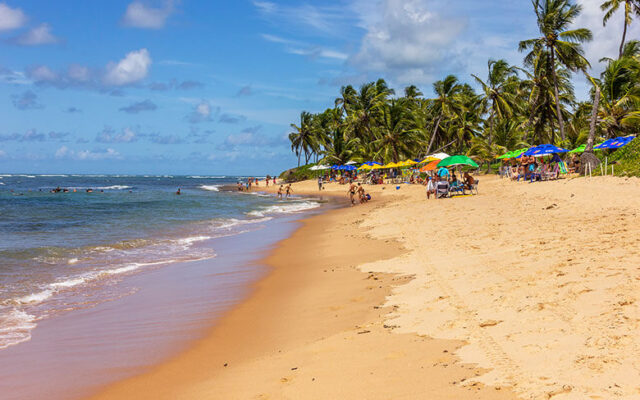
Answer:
0;0;635;175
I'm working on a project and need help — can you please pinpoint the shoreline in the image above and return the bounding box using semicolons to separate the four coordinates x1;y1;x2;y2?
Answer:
87;182;519;400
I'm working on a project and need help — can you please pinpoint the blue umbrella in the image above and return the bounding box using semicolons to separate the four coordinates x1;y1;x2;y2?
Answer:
523;144;568;157
342;165;356;171
361;161;382;166
331;164;340;170
594;135;636;150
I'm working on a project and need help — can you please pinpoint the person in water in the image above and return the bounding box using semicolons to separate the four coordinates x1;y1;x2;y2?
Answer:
277;185;283;199
285;184;292;198
176;188;181;195
317;175;323;191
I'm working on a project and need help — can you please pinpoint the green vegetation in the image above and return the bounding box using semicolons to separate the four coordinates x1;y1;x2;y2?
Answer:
286;0;640;175
278;164;318;183
610;137;640;176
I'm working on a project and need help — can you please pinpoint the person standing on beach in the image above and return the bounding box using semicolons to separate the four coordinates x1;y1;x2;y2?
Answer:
426;177;436;199
317;175;323;191
266;175;271;187
273;176;276;185
347;182;357;205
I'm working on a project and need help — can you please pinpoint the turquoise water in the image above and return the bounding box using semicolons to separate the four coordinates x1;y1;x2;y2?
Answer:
0;175;319;350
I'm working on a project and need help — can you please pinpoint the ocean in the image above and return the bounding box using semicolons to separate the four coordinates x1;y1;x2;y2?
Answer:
0;174;320;353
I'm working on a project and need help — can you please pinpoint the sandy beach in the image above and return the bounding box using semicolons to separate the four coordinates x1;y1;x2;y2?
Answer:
88;175;640;400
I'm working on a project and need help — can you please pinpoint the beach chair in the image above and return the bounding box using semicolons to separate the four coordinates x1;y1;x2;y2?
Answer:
544;164;559;180
469;179;479;195
449;181;465;196
558;162;569;176
436;181;450;199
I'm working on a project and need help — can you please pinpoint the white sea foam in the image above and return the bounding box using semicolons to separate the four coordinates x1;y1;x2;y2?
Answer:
247;201;320;217
67;258;79;264
0;309;37;350
17;290;54;305
97;185;131;190
176;236;211;246
199;185;220;192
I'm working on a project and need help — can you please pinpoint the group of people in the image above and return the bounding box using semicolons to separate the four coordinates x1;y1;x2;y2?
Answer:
347;182;371;205
276;184;293;199
424;168;476;199
503;153;563;182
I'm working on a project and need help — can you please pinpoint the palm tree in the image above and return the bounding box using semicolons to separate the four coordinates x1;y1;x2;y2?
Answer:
601;0;640;58
427;75;464;154
519;0;592;142
372;100;419;162
288;111;315;167
472;59;520;145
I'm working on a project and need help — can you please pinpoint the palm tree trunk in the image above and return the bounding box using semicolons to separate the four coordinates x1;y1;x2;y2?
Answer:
550;48;566;142
620;19;628;58
585;84;600;153
297;150;301;167
426;112;443;154
489;111;495;146
581;83;602;174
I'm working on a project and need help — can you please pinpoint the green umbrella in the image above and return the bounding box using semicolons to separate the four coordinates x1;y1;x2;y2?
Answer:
569;144;586;153
497;151;514;159
437;155;479;168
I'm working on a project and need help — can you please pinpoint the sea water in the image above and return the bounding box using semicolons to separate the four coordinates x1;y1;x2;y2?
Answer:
0;175;319;352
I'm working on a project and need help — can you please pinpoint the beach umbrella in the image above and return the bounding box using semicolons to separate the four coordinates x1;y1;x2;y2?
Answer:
371;164;384;170
345;160;357;165
428;152;450;160
358;164;372;170
419;156;439;163
568;144;586;154
342;165;356;171
437;155;479;168
382;162;398;168
403;159;418;165
361;161;381;166
497;151;514;159
419;160;440;172
594;135;636;150
523;144;568;157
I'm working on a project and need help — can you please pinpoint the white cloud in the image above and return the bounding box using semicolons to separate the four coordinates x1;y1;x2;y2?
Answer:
96;127;138;143
122;0;175;29
55;146;121;160
13;23;58;45
260;33;347;61
0;3;27;31
574;0;640;73
350;0;466;84
188;100;213;123
104;48;152;86
28;65;58;81
67;64;91;82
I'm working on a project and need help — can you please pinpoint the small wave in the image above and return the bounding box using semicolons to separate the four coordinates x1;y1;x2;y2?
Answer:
247;201;320;218
0;309;37;350
38;174;68;177
176;236;211;246
97;185;131;190
16;290;54;305
199;185;219;192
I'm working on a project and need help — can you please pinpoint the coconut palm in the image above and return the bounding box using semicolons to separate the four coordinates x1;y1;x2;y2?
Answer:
519;0;592;142
427;75;465;154
372;100;419;163
472;59;521;145
288;111;315;167
601;0;640;57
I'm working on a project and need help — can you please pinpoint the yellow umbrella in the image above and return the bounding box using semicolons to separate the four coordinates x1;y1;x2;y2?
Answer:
419;156;439;164
383;162;398;168
358;164;373;170
403;159;417;165
371;164;383;170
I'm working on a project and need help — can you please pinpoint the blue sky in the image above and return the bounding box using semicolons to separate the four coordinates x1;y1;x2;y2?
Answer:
0;0;633;174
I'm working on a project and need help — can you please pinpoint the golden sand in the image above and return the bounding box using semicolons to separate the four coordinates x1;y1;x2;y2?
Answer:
88;175;640;399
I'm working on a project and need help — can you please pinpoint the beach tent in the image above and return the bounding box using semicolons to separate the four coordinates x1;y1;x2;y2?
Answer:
437;155;479;168
594;135;636;150
419;160;440;172
523;144;568;157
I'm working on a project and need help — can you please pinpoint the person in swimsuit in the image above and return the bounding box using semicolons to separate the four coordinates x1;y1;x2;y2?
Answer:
285;184;292;198
347;183;357;205
357;183;366;203
426;176;436;199
463;172;475;190
277;185;283;199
